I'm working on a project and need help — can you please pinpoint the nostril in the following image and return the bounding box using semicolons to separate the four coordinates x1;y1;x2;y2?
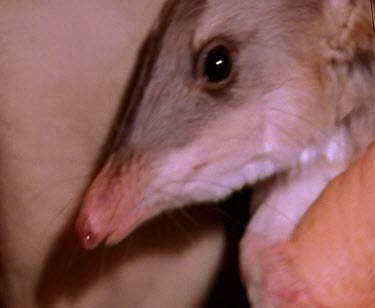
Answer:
75;215;101;250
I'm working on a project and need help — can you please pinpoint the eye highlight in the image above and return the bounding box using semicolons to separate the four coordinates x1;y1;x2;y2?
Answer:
204;45;232;82
196;39;236;90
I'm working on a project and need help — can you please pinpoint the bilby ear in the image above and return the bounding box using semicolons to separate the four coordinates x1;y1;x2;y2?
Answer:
320;0;375;120
322;0;375;60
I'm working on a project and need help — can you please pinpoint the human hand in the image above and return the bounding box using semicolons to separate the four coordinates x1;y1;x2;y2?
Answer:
241;142;375;307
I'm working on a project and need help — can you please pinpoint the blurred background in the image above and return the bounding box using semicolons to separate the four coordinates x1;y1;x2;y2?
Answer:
0;1;249;307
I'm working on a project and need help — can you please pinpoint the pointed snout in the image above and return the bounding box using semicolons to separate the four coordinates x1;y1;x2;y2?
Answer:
75;155;155;249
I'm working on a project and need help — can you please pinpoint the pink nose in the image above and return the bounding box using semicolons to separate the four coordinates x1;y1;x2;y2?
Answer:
75;170;121;249
75;210;103;249
75;155;155;249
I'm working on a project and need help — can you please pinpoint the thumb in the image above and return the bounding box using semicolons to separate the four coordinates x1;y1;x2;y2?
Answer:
290;142;375;307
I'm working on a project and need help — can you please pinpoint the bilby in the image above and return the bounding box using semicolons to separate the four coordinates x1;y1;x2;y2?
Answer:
75;0;375;306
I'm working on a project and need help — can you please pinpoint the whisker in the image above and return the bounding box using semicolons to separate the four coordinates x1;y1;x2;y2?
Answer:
176;207;201;227
44;245;76;293
268;106;329;140
61;240;81;275
181;1;206;20
141;180;251;230
123;233;136;256
371;0;375;36
97;246;109;281
163;210;196;244
267;118;307;151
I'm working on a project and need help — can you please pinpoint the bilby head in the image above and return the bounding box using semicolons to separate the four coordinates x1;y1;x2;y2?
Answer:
75;0;335;249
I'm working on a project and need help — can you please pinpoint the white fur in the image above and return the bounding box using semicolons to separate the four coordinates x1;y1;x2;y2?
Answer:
150;83;324;212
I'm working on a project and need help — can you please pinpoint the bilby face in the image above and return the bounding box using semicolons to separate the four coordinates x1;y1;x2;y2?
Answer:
75;0;331;248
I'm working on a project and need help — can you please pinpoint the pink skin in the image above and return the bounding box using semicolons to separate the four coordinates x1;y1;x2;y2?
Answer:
76;155;162;249
240;143;375;307
240;236;322;307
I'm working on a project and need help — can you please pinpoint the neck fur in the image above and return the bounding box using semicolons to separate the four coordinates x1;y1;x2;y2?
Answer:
321;0;375;162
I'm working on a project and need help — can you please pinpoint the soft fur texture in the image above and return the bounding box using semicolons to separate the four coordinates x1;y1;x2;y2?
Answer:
75;0;375;306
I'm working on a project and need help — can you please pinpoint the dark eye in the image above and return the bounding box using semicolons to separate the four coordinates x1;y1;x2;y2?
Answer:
204;45;232;82
197;40;235;90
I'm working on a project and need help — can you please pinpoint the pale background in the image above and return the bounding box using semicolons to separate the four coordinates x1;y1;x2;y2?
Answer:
0;1;227;307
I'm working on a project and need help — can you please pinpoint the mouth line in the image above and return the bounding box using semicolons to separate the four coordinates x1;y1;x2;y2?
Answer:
77;202;155;250
76;156;280;251
77;182;256;250
103;203;165;246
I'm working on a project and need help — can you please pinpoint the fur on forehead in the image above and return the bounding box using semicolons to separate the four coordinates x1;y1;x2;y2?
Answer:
193;0;322;50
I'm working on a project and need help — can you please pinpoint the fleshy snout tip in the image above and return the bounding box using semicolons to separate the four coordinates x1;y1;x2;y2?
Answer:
75;215;101;250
